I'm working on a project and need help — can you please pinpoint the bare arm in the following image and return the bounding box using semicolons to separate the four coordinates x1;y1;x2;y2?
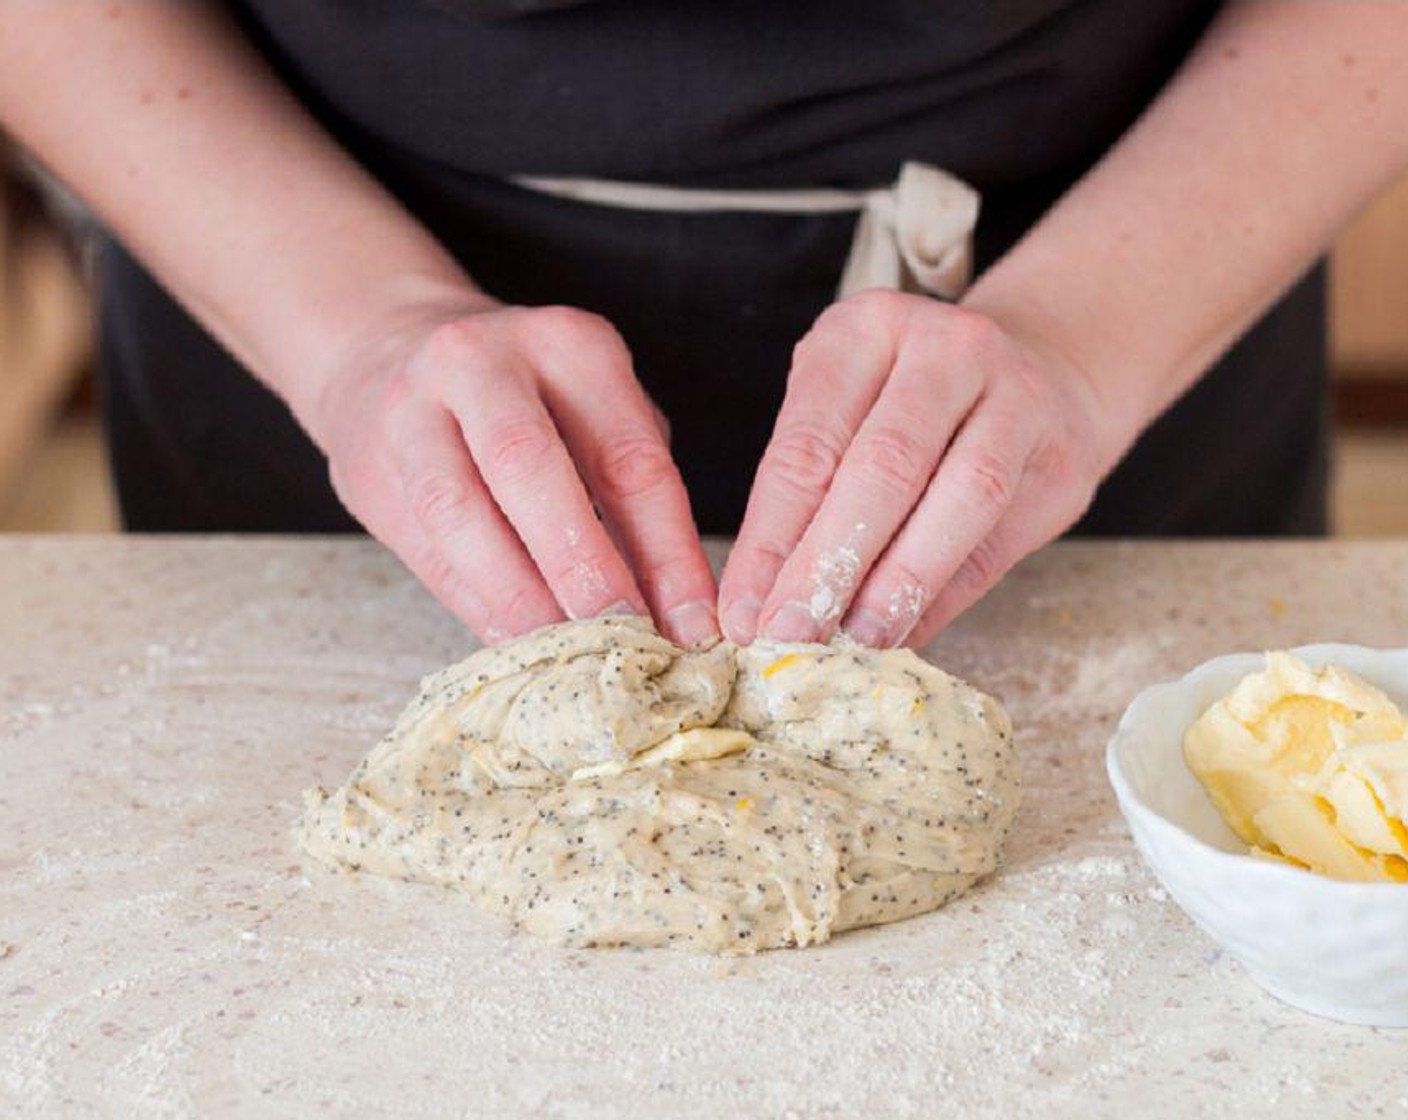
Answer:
0;0;462;420
720;0;1408;647
0;0;719;645
965;0;1408;466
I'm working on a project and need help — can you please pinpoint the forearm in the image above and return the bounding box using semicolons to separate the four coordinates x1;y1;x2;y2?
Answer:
0;0;481;436
964;0;1408;472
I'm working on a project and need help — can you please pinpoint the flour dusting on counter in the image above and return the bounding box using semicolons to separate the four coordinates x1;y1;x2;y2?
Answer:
300;616;1019;952
10;539;1408;1115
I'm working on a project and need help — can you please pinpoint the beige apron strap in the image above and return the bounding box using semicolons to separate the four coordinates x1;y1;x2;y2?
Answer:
511;175;870;215
512;161;981;301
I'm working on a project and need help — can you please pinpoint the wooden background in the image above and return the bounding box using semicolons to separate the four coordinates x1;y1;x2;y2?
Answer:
1332;174;1408;438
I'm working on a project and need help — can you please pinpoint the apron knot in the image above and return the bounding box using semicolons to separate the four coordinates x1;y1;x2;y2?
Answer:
513;160;981;301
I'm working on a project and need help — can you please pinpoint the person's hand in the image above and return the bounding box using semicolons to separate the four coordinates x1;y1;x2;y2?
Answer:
718;290;1115;649
308;299;719;646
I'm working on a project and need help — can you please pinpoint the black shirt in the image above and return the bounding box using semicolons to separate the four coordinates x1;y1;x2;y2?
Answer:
98;0;1327;536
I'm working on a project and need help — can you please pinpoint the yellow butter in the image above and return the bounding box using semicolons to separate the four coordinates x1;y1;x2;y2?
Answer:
1183;652;1408;883
1339;741;1408;828
1252;791;1390;883
571;727;754;782
761;653;805;680
1317;766;1408;858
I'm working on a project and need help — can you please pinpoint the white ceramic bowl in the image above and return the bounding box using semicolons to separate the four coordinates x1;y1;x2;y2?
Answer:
1106;643;1408;1027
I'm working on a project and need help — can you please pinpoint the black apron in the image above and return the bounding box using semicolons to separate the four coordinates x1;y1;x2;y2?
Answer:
99;0;1328;537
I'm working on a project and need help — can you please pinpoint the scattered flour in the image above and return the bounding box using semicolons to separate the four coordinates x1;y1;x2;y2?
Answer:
805;523;867;625
886;581;929;632
6;538;1406;1117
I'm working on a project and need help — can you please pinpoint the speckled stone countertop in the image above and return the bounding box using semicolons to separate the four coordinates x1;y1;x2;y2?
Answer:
3;536;1407;1118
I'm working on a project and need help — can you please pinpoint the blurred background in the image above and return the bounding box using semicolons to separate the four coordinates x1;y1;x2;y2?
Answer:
2;142;1407;536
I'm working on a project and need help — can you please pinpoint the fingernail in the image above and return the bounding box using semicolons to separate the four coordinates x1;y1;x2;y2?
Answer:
722;596;762;644
666;599;719;648
760;602;819;643
598;599;642;618
842;609;890;648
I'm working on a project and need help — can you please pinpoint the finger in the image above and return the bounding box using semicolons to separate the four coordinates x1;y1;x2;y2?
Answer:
752;335;984;644
900;455;1087;651
906;487;1058;653
716;298;899;644
433;343;649;623
536;342;719;648
388;510;542;645
834;400;1035;648
647;397;672;443
383;402;565;640
330;433;557;644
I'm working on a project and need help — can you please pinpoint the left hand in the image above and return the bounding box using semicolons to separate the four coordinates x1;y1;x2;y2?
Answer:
718;290;1116;649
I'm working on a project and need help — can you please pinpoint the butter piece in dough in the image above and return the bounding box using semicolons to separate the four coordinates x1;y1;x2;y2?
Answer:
571;727;754;781
301;617;1019;953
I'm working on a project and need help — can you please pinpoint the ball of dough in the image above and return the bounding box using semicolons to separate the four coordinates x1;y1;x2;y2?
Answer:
301;617;1019;952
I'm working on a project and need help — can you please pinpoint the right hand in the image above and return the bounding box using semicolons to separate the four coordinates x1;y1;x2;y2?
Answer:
307;300;718;647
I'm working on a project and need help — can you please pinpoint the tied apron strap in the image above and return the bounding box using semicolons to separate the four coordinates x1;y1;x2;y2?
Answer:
512;161;981;301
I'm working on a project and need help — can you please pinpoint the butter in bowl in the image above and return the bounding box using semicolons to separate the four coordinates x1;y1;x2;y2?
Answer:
1106;644;1408;1027
1183;652;1408;883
